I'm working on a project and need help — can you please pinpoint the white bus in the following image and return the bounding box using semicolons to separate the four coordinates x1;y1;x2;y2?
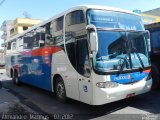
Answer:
5;5;152;105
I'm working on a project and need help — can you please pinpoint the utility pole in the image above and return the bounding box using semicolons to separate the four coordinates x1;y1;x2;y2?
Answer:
0;0;5;7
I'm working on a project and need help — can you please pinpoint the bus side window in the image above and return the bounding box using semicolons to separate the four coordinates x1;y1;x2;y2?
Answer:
53;16;64;45
7;42;11;50
45;22;53;45
45;17;64;46
23;31;35;50
65;10;91;77
11;42;17;52
34;27;45;48
17;37;23;52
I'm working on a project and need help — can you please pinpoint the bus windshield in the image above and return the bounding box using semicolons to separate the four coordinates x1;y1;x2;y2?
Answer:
95;30;150;72
87;9;144;31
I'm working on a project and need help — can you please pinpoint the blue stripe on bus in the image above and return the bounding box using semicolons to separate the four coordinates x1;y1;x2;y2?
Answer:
110;70;150;84
19;55;52;91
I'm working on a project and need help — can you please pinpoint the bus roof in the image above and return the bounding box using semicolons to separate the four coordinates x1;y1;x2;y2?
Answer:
77;5;139;15
5;5;139;43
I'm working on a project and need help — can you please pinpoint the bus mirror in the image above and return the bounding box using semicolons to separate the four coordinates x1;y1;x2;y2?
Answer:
86;25;98;53
145;31;151;52
90;32;98;52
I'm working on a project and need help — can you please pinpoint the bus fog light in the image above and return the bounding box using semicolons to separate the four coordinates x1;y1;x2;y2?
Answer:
96;82;106;88
96;82;119;88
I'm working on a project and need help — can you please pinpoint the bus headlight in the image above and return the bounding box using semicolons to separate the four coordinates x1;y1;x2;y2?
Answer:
96;81;119;88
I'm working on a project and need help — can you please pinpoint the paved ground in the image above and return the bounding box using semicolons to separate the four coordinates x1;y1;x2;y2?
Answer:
0;69;160;120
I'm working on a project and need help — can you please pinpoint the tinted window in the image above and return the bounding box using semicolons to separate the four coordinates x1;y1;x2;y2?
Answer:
33;27;45;48
56;16;64;31
66;41;76;69
7;42;11;50
46;18;64;46
77;39;91;77
23;36;34;49
67;10;85;25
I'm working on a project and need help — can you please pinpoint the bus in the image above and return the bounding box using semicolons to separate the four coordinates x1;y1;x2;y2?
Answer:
4;5;152;105
145;22;160;89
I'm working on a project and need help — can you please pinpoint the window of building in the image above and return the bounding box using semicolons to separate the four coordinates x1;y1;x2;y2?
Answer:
10;28;14;34
23;27;28;31
14;28;17;32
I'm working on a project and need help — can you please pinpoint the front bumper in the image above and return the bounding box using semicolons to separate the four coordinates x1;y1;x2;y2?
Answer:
92;79;152;105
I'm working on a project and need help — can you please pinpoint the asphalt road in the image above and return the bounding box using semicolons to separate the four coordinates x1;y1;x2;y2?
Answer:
0;69;160;120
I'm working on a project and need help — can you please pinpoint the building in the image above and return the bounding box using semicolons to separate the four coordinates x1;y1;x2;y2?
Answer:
141;8;160;25
0;18;42;42
9;18;42;37
141;14;160;25
0;20;14;41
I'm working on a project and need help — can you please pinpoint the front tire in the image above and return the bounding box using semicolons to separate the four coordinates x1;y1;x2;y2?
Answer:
55;77;67;103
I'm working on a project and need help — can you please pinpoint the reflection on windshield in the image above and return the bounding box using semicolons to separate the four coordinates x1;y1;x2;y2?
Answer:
95;31;150;72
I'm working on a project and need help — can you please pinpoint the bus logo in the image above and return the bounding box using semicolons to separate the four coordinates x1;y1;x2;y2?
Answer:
114;74;131;81
83;85;88;92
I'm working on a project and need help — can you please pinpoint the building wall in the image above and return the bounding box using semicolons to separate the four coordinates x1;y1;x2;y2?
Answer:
0;18;42;43
10;18;42;37
142;14;160;25
0;20;14;41
143;8;160;17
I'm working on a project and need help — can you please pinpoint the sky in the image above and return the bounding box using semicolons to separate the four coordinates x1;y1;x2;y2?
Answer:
0;0;160;48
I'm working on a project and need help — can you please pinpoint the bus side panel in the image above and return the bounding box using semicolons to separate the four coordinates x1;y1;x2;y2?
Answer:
19;46;62;91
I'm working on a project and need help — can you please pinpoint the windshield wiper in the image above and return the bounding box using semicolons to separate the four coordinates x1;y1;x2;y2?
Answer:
132;47;145;70
117;54;129;75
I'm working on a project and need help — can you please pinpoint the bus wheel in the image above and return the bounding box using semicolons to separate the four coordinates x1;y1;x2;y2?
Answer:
55;77;67;103
13;71;20;86
151;64;160;90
